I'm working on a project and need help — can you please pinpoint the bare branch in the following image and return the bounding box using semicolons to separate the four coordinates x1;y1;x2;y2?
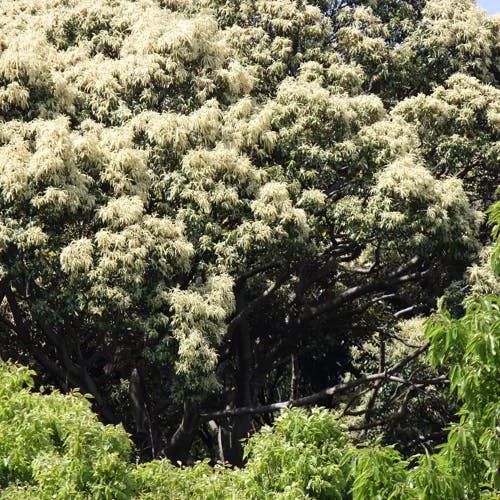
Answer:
386;342;430;374
202;343;430;421
394;305;419;318
300;257;425;323
348;377;449;432
386;332;423;349
201;372;393;420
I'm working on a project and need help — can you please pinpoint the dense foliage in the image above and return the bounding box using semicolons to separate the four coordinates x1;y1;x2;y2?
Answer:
0;224;498;497
0;0;498;495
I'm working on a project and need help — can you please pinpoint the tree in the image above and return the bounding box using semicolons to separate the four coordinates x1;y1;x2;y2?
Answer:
2;261;498;499
0;362;135;499
0;0;498;463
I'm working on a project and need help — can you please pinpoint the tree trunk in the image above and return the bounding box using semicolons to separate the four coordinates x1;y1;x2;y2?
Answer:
225;289;253;466
166;400;199;463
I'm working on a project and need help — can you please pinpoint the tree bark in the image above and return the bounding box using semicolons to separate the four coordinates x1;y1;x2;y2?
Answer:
224;287;254;466
166;400;200;463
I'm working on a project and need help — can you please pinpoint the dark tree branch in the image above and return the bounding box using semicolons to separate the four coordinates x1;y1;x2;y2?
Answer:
5;288;117;423
386;342;430;374
300;257;425;323
202;343;431;421
235;261;280;285
340;387;373;417
252;262;425;381
386;332;423;349
201;374;415;420
348;377;450;432
2;289;77;386
228;271;290;333
167;400;200;462
363;331;386;429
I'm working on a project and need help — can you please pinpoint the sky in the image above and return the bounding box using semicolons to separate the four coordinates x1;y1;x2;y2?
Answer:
476;0;499;14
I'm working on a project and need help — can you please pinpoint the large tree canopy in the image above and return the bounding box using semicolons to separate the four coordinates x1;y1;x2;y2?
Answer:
0;0;498;467
0;200;498;497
